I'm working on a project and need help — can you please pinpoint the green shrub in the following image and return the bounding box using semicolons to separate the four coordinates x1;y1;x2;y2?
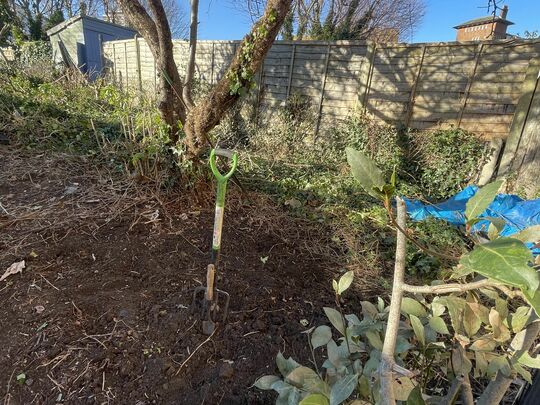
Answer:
18;41;52;67
408;127;486;199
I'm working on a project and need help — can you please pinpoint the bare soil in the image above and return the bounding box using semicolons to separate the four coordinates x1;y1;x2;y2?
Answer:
0;147;362;404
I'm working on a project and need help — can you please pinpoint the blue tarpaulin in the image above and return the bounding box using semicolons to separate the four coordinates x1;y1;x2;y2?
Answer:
403;185;540;254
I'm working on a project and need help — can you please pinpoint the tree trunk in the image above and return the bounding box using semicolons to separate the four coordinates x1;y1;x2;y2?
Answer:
183;0;292;158
118;0;186;143
119;0;291;159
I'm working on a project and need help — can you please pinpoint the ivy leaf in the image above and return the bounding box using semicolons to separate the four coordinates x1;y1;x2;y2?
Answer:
513;225;540;243
323;307;345;335
410;315;425;346
406;385;426;405
428;316;449;335
465;180;503;221
300;394;330;405
337;271;354;295
401;298;427;318
329;374;359;405
311;325;332;350
345;147;385;198
459;238;537;292
254;375;280;390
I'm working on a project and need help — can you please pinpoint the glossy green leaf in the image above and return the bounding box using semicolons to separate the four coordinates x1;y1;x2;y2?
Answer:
300;394;330;405
285;366;320;388
517;352;540;369
358;375;371;398
523;288;540;318
346;147;385;198
513;225;540;243
487;217;507;240
323;307;346;335
254;375;280;390
514;363;532;383
401;298;428;318
439;296;466;335
276;352;300;378
311;325;332;350
365;330;383;350
337;271;354;295
460;238;537;292
329;374;359;405
361;301;378;320
509;306;533;333
428;316;449;335
465;180;503;221
487;355;512;378
410;315;425;346
406;385;426;405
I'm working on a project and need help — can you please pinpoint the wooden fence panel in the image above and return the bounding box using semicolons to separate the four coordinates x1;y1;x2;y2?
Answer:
101;38;540;139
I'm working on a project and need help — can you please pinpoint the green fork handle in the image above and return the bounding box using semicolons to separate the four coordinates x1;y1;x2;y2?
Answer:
209;148;238;260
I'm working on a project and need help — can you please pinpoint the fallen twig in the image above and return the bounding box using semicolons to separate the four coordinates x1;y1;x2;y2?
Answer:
175;327;218;375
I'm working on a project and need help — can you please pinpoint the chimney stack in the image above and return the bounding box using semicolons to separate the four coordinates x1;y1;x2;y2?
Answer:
500;5;508;19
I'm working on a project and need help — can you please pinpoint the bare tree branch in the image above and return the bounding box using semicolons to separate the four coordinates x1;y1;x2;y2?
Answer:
182;0;198;109
378;196;407;405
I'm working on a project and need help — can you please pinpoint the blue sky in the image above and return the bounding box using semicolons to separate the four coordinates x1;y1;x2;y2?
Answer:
193;0;540;42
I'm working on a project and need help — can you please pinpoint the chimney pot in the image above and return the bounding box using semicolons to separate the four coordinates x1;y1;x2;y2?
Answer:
500;5;508;19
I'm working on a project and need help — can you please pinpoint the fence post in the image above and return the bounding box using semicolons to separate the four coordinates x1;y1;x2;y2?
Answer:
314;43;331;137
457;43;484;127
286;44;297;99
360;42;376;112
498;58;540;177
210;42;215;85
153;57;157;92
405;45;427;127
134;35;143;92
255;60;265;125
112;43;117;81
124;41;129;88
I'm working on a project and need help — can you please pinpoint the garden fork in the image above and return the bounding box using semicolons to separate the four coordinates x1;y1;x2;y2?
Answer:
191;148;238;335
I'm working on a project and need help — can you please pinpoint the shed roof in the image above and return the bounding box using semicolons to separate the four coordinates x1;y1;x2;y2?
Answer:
454;15;514;29
46;15;138;36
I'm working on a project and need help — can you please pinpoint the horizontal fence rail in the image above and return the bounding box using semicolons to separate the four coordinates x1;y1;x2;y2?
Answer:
101;38;540;140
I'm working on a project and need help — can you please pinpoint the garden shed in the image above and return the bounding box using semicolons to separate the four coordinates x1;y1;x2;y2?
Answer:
47;15;137;80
